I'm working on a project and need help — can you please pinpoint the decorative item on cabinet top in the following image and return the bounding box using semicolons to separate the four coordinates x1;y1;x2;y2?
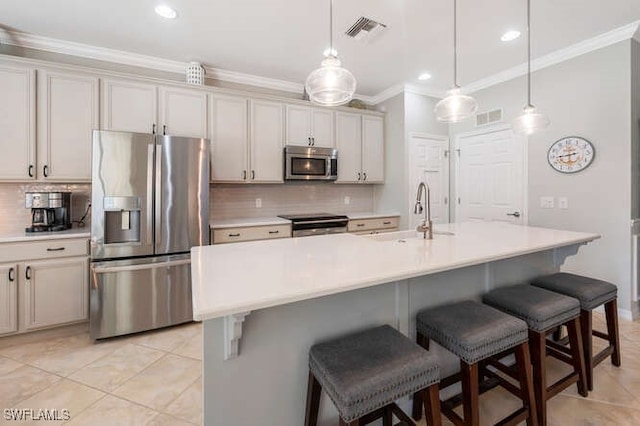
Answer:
186;62;205;85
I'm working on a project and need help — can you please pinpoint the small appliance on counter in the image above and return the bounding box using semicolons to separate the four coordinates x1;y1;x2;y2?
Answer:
278;213;348;237
25;192;72;233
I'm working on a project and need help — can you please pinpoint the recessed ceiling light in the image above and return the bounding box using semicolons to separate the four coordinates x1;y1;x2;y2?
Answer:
418;73;432;81
501;30;521;42
155;5;177;19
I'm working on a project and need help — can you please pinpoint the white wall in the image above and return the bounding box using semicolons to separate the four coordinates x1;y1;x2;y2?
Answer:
452;41;635;313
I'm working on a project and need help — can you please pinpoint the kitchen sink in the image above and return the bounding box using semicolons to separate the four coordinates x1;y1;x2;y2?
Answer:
363;229;455;242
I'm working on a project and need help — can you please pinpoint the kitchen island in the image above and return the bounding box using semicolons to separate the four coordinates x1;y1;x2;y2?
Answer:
191;222;599;426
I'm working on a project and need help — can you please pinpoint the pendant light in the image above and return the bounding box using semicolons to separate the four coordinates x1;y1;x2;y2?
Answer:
434;0;478;123
305;0;357;106
512;0;550;135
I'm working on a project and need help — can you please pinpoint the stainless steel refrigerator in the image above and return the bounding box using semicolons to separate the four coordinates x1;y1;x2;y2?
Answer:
90;130;209;339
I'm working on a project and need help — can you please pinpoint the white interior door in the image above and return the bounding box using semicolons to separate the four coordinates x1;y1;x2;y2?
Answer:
456;127;525;224
409;134;449;230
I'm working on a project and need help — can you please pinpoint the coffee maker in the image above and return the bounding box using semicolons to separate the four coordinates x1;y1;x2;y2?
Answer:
25;192;72;232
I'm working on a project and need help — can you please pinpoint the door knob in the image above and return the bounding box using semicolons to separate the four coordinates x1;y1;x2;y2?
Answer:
506;212;521;218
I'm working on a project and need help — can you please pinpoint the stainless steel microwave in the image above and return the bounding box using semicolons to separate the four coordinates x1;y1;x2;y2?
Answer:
284;145;338;181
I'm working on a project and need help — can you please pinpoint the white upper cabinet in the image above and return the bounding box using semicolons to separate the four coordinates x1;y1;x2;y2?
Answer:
102;79;157;134
210;94;249;182
362;116;384;183
0;65;35;181
335;112;384;184
335;112;362;183
250;100;284;183
159;86;208;138
37;70;99;181
285;105;334;148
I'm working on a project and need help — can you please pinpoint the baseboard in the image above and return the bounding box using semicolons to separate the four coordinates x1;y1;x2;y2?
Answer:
593;305;635;321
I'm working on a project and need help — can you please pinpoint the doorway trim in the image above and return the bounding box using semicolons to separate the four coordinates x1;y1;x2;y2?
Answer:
453;123;529;224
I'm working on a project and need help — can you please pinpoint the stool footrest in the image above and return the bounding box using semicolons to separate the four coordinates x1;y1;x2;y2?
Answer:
547;346;574;365
547;372;579;399
593;330;609;340
593;346;615;366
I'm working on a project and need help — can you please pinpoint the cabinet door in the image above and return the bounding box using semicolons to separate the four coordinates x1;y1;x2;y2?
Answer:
102;79;157;134
335;112;362;183
0;263;18;335
210;94;248;182
0;65;36;180
250;100;284;183
311;109;334;148
22;257;88;331
362;116;385;183
159;86;208;138
38;71;99;181
285;105;311;146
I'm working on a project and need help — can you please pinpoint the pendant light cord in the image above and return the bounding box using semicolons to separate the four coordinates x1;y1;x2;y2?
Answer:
329;0;334;55
453;0;458;88
527;0;532;107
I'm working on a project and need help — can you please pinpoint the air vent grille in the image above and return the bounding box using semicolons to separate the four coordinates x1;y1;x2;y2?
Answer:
345;17;387;42
476;108;503;127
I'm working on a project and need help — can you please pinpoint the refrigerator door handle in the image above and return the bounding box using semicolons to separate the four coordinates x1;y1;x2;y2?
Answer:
92;259;191;274
155;140;162;250
146;143;154;245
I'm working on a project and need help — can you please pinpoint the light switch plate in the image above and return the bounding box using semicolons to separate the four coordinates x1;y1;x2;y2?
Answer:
540;196;554;209
344;196;350;205
558;197;568;209
255;198;262;208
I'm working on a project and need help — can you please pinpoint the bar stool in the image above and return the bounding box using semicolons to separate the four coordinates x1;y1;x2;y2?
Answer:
483;284;588;426
532;272;621;391
412;300;537;426
304;324;441;426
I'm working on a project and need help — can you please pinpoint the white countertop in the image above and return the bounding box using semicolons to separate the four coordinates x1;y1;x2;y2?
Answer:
347;212;401;220
191;222;600;321
210;217;291;229
0;227;90;243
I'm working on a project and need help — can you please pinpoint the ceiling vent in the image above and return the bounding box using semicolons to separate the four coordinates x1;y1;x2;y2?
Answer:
476;108;503;127
345;17;387;42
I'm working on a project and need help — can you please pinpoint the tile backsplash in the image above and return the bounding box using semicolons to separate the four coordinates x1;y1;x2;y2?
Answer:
211;183;375;220
0;183;91;234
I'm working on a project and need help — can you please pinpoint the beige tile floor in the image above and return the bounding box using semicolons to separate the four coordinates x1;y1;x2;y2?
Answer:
0;312;639;425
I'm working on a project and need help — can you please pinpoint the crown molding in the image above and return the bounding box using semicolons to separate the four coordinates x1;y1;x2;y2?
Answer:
366;83;443;105
204;67;303;94
403;83;443;99
464;20;640;94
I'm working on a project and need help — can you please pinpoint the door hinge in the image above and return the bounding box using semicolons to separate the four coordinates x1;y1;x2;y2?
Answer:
444;196;448;205
444;150;449;158
455;148;461;157
457;197;461;204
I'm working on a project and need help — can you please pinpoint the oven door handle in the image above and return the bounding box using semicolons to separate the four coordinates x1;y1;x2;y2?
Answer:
293;219;348;226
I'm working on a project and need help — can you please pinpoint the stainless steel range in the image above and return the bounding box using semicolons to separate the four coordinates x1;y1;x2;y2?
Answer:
278;213;349;237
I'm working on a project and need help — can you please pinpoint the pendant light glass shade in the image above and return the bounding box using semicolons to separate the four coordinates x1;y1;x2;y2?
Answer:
434;86;478;123
305;55;357;106
305;0;356;106
512;0;549;135
435;0;477;123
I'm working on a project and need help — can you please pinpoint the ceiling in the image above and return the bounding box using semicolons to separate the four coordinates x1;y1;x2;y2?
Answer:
1;0;639;97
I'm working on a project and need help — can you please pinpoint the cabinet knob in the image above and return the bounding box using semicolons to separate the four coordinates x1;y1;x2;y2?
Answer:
311;137;315;146
25;266;32;280
243;170;247;180
308;137;312;146
268;230;279;234
251;170;255;180
363;172;367;181
152;124;156;134
43;165;49;177
28;165;34;178
163;124;167;135
357;172;361;181
228;233;241;237
8;267;15;282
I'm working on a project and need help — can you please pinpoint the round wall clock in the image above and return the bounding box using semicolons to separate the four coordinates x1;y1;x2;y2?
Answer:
547;136;595;174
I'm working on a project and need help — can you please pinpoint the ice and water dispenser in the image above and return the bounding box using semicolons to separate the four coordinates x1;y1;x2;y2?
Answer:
103;196;142;244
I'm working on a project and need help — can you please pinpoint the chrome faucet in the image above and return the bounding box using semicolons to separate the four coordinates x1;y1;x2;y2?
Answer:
414;181;433;239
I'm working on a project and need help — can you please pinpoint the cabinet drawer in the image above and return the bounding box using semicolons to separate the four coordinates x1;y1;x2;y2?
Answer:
348;216;399;232
212;224;291;244
0;238;89;263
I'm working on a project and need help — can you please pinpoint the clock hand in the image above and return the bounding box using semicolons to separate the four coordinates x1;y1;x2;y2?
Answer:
557;152;578;158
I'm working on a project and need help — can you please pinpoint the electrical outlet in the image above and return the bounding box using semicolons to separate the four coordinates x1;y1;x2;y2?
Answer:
255;198;262;208
343;196;350;205
558;197;568;209
540;196;554;209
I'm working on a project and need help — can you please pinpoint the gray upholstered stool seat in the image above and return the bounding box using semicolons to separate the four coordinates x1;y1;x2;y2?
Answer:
482;284;580;332
531;272;617;310
416;300;528;364
531;272;621;393
412;300;537;426
306;324;440;425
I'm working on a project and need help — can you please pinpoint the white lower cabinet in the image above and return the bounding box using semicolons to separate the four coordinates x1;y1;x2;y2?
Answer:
22;257;88;331
0;263;18;335
0;238;89;336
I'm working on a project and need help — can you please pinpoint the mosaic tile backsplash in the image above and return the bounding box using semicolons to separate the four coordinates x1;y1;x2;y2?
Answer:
0;183;91;234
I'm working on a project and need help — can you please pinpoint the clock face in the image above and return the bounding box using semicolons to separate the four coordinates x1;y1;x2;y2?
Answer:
547;137;595;174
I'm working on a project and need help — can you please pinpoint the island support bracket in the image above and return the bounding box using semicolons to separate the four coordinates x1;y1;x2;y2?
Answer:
224;311;251;360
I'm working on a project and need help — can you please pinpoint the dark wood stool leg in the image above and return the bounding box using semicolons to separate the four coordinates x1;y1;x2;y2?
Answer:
552;326;563;342
412;333;430;420
339;419;360;426
460;360;480;426
423;383;442;426
304;371;322;426
514;341;538;426
605;299;622;367
566;317;588;397
382;406;393;426
529;330;547;426
580;309;594;391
